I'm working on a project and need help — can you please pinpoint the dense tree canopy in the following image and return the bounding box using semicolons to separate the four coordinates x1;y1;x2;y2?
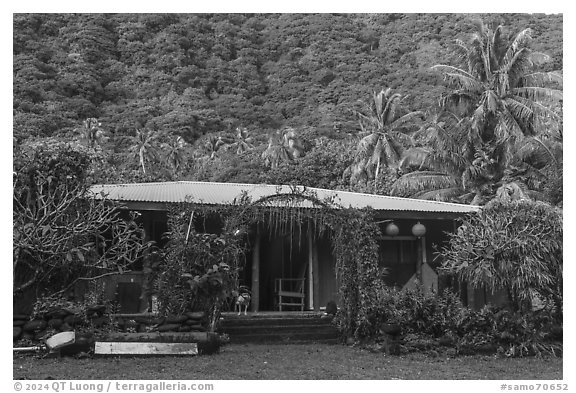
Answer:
13;13;562;204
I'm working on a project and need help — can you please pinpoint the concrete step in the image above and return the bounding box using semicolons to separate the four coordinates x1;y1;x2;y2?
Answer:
217;312;339;344
219;316;334;327
225;331;340;345
220;324;339;335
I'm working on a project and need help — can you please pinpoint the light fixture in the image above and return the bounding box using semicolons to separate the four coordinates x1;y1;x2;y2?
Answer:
411;222;426;238
385;222;399;237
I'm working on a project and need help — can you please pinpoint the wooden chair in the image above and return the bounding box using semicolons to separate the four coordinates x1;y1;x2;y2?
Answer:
275;278;305;311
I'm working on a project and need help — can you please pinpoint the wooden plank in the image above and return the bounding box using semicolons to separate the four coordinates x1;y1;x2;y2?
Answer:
95;342;198;356
277;291;304;297
100;332;209;343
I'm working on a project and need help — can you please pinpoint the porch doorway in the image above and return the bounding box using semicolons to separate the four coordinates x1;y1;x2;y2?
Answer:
258;233;309;311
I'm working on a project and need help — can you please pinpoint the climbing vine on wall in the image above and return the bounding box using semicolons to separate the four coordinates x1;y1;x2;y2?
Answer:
331;208;385;339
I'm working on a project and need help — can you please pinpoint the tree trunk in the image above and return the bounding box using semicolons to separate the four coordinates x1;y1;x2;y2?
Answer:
140;150;146;174
374;159;381;190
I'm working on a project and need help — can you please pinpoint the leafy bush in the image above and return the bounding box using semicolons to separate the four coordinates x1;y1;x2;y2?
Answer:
439;199;562;315
456;305;562;357
154;205;247;331
342;284;562;357
351;286;466;339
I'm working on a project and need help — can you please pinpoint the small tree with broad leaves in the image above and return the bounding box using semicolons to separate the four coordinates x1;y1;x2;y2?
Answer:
438;198;562;318
13;139;151;297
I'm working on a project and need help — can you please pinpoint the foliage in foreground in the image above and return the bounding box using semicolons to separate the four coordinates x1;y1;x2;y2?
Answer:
439;198;562;314
340;285;562;357
13;139;150;298
154;205;247;331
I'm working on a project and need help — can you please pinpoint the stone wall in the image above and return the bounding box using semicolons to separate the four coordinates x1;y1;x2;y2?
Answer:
13;307;207;343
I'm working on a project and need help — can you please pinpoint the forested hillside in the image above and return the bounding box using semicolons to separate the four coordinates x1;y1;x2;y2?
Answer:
13;13;563;203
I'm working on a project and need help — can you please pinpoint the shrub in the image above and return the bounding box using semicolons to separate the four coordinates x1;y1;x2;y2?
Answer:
439;199;562;316
353;286;467;338
342;284;562;357
456;305;562;357
154;205;247;331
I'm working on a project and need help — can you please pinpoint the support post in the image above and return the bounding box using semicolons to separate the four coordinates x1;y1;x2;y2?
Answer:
312;238;320;311
308;230;313;310
416;238;423;282
251;226;260;313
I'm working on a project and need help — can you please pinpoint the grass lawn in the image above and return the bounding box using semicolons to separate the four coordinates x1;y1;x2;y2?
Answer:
13;343;563;380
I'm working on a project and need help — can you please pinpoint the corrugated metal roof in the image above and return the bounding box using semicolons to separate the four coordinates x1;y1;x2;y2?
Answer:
89;181;480;214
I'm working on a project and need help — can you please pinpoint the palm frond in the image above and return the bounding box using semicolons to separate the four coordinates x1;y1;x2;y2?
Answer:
511;95;562;121
491;25;508;65
500;99;534;139
381;92;402;125
390;171;459;197
369;137;386;166
503;97;534;122
503;28;532;65
433;65;484;91
483;90;499;114
503;48;534;86
387;130;415;147
412;187;465;202
452;39;470;65
381;136;403;167
496;111;523;142
399;147;431;170
512;87;563;102
389;111;424;130
520;71;563;88
521;136;560;167
432;64;476;79
528;51;552;67
356;133;379;156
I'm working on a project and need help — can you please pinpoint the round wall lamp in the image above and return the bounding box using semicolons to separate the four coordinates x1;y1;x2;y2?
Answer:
411;222;426;238
385;222;400;237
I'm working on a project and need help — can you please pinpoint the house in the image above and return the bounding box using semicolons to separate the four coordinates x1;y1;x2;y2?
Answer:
89;181;492;314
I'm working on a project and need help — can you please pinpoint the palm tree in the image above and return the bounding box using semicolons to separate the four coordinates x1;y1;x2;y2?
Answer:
163;136;187;175
262;127;305;169
226;127;255;155
79;118;105;147
393;111;492;204
204;135;227;160
126;129;160;174
345;88;423;187
392;21;562;205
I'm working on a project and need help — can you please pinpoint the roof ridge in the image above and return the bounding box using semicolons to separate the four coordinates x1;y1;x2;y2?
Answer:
176;180;273;187
89;181;479;212
318;187;479;209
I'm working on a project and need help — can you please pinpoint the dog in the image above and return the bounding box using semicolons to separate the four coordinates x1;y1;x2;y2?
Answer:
234;286;251;316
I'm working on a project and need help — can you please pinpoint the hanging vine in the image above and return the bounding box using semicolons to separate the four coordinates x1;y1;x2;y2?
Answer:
153;186;384;339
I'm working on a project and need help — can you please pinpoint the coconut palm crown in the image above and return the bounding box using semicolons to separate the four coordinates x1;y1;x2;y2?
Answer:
345;88;423;187
392;21;562;205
